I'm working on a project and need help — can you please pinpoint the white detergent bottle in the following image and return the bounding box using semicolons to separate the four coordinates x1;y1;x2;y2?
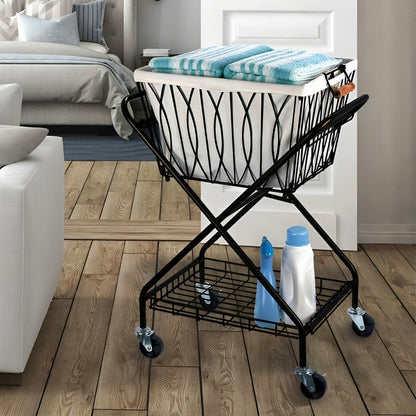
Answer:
280;226;316;325
254;236;280;328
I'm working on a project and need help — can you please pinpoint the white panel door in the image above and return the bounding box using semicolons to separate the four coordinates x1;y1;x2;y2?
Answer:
200;0;358;250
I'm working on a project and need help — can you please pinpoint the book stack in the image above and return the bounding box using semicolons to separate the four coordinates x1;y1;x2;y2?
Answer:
142;48;172;57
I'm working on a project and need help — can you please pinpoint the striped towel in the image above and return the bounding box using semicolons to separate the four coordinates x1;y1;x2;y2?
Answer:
148;44;273;78
223;48;342;85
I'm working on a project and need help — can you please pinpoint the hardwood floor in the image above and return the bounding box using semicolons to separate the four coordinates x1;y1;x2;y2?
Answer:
0;160;415;416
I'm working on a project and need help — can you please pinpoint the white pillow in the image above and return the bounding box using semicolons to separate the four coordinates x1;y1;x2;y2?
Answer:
17;11;80;45
0;125;48;167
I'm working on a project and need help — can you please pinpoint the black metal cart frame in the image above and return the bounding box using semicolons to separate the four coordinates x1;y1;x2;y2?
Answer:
121;65;374;399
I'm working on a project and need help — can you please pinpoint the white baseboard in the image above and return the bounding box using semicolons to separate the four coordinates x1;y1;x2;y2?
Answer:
358;223;416;244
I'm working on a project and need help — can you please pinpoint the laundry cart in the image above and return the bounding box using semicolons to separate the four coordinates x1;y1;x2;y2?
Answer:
121;59;374;399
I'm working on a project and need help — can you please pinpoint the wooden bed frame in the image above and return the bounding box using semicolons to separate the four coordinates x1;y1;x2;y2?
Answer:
21;0;138;128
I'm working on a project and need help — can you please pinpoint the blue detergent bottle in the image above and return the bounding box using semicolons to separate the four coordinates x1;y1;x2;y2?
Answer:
254;236;280;328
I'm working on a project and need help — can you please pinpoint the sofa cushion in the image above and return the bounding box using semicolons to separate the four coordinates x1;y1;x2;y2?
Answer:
0;125;48;167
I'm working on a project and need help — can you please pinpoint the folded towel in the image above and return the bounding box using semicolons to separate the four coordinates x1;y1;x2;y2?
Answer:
149;44;273;77
223;48;342;85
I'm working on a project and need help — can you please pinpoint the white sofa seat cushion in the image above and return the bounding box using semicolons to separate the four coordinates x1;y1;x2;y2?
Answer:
0;83;23;125
0;136;64;373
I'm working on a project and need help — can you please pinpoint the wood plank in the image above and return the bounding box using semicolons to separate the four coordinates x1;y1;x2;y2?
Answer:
396;244;416;269
152;241;199;367
55;240;91;298
108;161;141;192
95;253;157;410
64;161;93;218
64;219;199;241
124;241;158;254
130;181;161;221
335;248;416;370
199;331;258;416
93;411;146;416
245;333;312;416
77;161;117;205
325;257;416;415
148;367;202;416
0;299;71;415
37;274;117;416
402;370;416;395
70;204;103;220
329;304;416;414
101;162;140;221
160;179;190;221
362;244;416;319
101;191;134;221
137;160;161;181
83;240;124;275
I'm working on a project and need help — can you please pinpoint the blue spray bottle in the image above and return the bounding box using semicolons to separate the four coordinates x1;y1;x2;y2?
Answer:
254;236;280;328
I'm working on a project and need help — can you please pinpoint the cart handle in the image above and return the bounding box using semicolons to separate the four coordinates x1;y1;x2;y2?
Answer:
324;63;356;98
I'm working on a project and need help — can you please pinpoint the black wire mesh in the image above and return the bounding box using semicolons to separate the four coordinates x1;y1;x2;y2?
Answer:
148;257;352;338
140;71;354;191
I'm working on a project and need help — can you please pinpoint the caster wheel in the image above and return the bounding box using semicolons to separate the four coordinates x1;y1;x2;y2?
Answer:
300;373;327;400
352;313;375;337
139;333;164;358
199;289;222;310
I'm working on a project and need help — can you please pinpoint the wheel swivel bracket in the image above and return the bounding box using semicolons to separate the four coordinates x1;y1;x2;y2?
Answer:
347;306;366;331
195;282;213;305
295;366;318;393
135;327;154;352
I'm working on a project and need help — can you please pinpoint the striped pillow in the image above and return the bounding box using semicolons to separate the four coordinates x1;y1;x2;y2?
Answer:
24;0;72;19
0;14;18;40
72;0;107;47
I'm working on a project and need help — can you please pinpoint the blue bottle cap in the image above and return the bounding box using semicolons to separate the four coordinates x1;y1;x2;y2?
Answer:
260;236;274;256
286;226;309;247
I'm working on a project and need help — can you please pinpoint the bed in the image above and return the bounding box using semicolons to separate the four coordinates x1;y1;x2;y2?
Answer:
0;0;139;138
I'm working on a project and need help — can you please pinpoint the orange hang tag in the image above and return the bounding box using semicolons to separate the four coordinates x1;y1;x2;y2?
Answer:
333;82;356;98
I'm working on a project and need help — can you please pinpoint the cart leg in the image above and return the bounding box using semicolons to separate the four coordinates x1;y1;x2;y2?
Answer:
294;332;327;399
136;285;164;358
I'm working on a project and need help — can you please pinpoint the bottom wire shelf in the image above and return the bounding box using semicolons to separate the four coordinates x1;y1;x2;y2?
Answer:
148;257;353;339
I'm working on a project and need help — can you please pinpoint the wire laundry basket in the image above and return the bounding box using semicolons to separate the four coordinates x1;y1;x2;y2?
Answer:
138;60;355;191
121;59;374;400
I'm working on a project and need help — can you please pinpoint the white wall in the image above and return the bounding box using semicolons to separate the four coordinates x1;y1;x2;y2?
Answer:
357;0;416;243
137;0;200;57
137;0;416;244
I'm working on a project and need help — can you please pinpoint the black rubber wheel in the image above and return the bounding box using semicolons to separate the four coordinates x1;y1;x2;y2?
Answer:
352;313;375;337
300;373;327;400
199;289;222;310
139;333;164;358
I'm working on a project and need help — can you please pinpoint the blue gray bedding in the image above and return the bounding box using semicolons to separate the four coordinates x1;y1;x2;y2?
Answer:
0;41;138;138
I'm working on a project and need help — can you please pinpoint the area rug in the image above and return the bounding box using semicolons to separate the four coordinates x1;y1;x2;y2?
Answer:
47;126;156;161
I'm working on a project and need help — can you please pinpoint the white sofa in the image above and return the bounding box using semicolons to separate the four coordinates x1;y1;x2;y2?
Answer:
0;84;64;381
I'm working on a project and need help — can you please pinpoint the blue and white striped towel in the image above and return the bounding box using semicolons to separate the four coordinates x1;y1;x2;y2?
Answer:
223;49;342;85
149;44;273;78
